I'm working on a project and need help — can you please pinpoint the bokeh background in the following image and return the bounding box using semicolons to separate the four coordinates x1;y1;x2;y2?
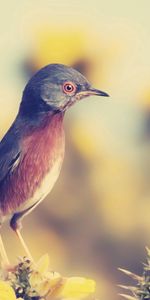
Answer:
0;1;150;299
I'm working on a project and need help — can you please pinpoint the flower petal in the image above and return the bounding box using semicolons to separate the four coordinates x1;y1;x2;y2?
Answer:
0;281;16;300
58;277;96;298
36;254;50;274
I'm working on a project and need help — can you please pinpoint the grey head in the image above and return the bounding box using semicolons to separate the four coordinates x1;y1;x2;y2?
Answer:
20;63;109;116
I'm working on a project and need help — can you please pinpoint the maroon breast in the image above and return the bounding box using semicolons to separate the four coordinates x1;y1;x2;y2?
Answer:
0;112;65;216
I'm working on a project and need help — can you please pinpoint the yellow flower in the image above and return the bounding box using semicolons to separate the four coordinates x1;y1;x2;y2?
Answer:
57;277;96;299
29;254;62;297
29;255;96;299
0;280;22;300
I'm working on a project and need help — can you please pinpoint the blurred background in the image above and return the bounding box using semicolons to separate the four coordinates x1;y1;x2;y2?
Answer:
0;1;150;299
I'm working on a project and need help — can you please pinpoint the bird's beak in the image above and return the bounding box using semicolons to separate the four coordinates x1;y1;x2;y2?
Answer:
87;87;109;97
76;87;109;100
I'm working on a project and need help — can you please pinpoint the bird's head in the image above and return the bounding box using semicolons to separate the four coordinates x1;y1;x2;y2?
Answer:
21;64;109;115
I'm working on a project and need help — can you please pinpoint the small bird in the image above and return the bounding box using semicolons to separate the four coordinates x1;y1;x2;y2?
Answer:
0;64;109;264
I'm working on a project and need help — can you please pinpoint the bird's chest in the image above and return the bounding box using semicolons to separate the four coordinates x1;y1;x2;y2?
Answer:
1;113;65;215
18;153;63;212
17;116;65;212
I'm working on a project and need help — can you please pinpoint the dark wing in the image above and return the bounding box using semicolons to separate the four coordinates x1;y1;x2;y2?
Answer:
0;122;21;184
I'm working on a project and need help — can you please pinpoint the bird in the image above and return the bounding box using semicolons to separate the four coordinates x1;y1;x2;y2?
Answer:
0;63;109;264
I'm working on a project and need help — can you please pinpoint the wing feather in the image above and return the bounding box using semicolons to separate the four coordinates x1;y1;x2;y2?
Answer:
0;123;21;184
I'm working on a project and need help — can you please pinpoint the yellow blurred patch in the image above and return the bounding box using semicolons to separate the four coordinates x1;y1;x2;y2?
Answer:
139;87;150;109
32;27;89;68
71;121;98;160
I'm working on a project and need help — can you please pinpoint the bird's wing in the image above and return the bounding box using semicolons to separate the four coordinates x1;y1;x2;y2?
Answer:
0;124;21;184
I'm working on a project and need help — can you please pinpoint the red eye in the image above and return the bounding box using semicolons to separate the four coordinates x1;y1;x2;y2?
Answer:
63;82;76;94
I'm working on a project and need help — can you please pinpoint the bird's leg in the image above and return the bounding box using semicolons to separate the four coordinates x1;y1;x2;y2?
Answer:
15;229;33;261
10;212;33;262
0;232;9;265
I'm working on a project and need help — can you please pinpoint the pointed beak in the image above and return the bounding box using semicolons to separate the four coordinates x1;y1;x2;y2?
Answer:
76;87;109;100
86;87;109;97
